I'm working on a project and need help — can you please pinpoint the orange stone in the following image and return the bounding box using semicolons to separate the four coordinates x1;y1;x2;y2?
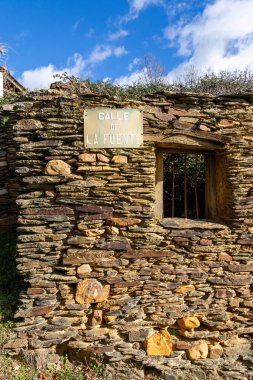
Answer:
104;314;117;323
218;119;239;128
97;153;110;163
95;285;110;303
244;219;253;226
27;288;44;295
79;153;96;162
175;285;195;293
208;343;223;359
111;155;128;164
45;190;57;197
106;226;119;235
198;124;211;132
177;316;200;330
173;340;192;350
77;264;92;275
145;330;173;356
218;252;232;262
109;218;141;227
90;310;103;326
178;329;187;337
44;160;71;175
187;341;208;360
75;279;110;304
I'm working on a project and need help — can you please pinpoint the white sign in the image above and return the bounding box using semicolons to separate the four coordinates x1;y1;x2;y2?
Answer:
84;108;143;148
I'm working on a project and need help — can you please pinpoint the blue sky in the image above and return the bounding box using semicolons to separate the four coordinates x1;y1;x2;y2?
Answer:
1;0;253;90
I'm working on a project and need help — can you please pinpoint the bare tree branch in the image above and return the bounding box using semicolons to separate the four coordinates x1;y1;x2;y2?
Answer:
140;54;166;85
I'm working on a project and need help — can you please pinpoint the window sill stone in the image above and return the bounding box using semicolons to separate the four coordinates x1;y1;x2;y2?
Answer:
159;218;228;230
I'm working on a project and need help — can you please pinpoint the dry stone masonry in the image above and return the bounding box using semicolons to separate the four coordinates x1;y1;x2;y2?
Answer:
1;86;253;379
0;107;18;227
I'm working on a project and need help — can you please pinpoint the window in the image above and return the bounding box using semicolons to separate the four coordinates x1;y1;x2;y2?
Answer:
163;153;205;219
155;144;230;221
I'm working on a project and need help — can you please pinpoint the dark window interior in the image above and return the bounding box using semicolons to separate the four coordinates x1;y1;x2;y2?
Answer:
163;153;205;219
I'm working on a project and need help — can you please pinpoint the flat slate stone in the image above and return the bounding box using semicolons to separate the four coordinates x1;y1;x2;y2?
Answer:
122;250;176;258
160;218;228;230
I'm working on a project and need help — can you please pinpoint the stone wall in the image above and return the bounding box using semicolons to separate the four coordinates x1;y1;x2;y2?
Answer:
3;88;253;379
0;106;17;227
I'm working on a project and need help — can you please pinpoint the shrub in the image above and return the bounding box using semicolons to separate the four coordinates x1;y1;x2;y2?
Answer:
0;230;22;322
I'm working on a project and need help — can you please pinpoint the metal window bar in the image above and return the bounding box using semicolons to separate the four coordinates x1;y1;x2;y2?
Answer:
184;153;187;219
171;156;175;217
195;155;199;219
164;153;205;219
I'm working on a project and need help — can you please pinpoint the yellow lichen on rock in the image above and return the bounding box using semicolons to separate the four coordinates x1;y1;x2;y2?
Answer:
95;285;110;303
145;330;173;356
177;316;200;330
104;314;117;323
75;279;110;304
187;340;209;360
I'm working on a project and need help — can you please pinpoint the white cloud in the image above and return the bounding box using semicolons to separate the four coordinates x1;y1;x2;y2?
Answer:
165;0;253;79
129;0;163;13
20;44;128;90
128;57;140;71
86;45;128;64
108;29;129;41
84;28;95;38
19;53;85;90
66;53;86;76
87;46;112;65
103;76;112;83
114;46;128;57
114;70;142;86
0;44;7;62
120;0;163;23
72;19;81;32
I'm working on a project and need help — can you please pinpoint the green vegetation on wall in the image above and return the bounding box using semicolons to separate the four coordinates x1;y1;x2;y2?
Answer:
0;231;22;322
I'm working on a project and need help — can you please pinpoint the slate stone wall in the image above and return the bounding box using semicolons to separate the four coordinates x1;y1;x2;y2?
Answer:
3;89;253;379
0;107;17;227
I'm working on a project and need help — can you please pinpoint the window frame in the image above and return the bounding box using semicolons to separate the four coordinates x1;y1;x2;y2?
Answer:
155;145;230;222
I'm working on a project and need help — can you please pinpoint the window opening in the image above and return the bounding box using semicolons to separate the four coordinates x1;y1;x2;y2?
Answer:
163;153;205;219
